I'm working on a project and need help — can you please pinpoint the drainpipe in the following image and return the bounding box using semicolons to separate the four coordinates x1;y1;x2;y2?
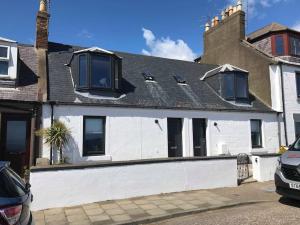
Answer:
49;101;55;165
279;62;288;146
277;112;282;147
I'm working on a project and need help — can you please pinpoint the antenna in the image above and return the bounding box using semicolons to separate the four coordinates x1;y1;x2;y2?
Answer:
245;0;249;33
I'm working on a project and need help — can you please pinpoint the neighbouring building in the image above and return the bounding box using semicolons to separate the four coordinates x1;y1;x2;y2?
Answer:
0;37;41;175
199;0;300;146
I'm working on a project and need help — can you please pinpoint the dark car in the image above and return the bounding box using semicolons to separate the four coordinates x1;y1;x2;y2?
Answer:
0;161;33;225
275;137;300;200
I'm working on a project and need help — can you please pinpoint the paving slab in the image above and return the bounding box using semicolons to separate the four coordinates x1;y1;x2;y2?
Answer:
33;181;279;225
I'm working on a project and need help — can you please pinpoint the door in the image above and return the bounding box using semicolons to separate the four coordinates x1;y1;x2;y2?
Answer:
0;114;31;175
193;119;207;157
168;118;183;157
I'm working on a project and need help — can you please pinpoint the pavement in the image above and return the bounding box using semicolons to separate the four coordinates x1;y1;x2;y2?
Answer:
33;181;279;225
145;200;300;225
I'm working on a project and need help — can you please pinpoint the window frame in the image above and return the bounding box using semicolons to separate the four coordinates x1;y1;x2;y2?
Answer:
250;119;263;148
222;72;249;102
82;116;106;157
0;45;9;60
0;45;10;77
295;72;300;98
289;34;300;57
77;53;119;91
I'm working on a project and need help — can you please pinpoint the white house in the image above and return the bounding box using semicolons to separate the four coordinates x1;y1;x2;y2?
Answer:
39;43;280;164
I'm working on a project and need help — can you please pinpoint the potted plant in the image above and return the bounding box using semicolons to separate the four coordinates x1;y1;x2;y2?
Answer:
36;120;71;164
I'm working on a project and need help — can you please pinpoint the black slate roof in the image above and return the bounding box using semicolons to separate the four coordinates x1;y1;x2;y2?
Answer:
47;42;273;113
0;44;38;102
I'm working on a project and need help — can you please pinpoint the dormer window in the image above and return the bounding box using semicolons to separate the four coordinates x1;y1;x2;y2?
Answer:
91;55;112;88
0;46;9;76
75;49;122;92
222;72;249;102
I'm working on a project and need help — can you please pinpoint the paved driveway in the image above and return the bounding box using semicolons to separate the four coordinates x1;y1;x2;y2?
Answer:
145;199;300;225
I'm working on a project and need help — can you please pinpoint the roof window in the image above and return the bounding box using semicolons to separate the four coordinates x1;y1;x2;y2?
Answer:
173;75;186;84
142;72;155;81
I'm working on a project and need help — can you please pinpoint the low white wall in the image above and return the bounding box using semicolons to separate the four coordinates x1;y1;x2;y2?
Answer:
30;158;237;211
252;154;279;182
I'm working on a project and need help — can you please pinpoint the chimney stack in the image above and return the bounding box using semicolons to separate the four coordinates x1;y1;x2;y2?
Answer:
36;0;50;49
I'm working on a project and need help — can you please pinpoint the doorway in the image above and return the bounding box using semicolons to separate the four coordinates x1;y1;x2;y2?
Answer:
193;118;207;157
0;114;31;175
168;118;183;157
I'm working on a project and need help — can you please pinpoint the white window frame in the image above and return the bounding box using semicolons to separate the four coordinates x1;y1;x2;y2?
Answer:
0;45;10;60
0;45;10;77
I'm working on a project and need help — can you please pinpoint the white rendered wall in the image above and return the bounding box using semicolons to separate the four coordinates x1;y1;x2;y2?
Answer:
252;155;279;182
30;158;237;211
41;105;279;163
281;64;300;145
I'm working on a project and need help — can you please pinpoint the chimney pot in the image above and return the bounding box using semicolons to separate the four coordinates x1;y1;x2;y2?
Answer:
214;16;219;26
228;6;233;16
221;10;226;20
211;18;215;27
39;0;47;12
205;23;210;32
237;0;243;11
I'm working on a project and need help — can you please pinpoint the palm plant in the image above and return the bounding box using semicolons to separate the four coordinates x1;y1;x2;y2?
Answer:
36;120;71;164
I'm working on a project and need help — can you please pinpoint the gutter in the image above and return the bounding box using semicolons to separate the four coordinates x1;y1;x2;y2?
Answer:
279;62;288;146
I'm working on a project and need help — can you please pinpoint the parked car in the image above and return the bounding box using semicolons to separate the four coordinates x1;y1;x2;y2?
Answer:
275;138;300;200
0;161;33;225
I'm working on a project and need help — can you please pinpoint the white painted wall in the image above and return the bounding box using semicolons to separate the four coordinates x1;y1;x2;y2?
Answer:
269;63;300;146
30;158;237;211
0;40;18;79
41;105;279;163
252;155;279;182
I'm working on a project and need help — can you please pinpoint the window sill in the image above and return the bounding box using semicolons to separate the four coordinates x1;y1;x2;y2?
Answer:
81;155;112;162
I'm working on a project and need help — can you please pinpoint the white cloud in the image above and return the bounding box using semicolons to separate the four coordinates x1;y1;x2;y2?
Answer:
229;0;288;17
141;28;197;61
77;29;94;39
292;21;300;31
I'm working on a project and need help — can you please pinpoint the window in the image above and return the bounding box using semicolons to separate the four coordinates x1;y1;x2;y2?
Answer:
0;46;9;76
77;53;121;91
91;55;111;88
275;35;284;55
251;120;262;148
79;55;87;87
0;61;8;76
83;116;106;156
296;73;300;97
0;46;9;59
295;122;300;139
290;36;300;56
222;72;249;101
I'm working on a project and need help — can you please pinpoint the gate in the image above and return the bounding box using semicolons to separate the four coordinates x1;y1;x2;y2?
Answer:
237;153;250;185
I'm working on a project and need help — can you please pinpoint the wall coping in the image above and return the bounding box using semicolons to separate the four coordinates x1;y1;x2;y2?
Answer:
31;156;237;172
251;153;281;158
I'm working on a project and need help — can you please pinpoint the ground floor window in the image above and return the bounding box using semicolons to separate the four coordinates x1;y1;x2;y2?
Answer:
295;122;300;139
251;119;262;148
83;116;106;156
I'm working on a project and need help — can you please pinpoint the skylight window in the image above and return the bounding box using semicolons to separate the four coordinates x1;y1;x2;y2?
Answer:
142;72;155;81
174;75;186;84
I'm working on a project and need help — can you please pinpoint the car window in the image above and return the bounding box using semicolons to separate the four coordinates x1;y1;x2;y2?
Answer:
290;138;300;151
0;168;26;198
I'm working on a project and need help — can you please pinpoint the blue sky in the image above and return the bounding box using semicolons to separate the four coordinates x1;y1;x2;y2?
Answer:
1;0;300;60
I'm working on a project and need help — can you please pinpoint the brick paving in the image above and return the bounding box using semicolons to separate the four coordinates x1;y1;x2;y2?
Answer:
33;181;277;225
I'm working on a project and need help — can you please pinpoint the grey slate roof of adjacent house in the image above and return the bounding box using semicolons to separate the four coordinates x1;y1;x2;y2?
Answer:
0;44;38;102
47;42;274;113
247;22;299;41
